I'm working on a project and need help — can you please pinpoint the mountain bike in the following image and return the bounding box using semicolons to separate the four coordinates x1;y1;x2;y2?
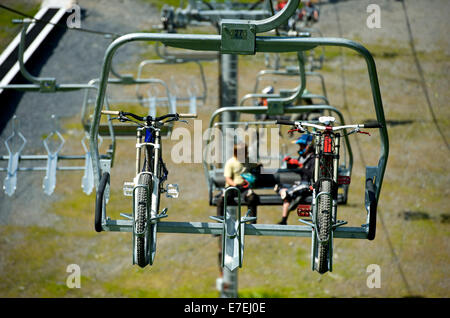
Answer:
277;116;382;274
95;110;197;267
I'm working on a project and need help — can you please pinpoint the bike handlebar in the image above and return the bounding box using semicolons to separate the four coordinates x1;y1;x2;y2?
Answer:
275;119;296;126
178;113;198;119
276;119;383;131
101;110;120;116
100;110;197;122
363;122;382;129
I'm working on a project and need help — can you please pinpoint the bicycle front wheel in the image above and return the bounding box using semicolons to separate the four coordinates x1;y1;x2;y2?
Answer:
135;173;152;268
316;179;332;274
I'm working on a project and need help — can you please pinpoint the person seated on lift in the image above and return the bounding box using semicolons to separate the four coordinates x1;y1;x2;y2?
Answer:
298;0;320;24
216;143;261;224
275;133;314;225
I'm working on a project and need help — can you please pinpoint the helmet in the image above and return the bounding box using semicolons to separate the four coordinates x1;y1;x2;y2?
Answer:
295;134;313;145
262;86;274;94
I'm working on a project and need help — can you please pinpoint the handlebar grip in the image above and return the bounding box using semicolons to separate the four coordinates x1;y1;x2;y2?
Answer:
363;122;382;129
276;119;296;126
178;113;198;119
101;110;120;116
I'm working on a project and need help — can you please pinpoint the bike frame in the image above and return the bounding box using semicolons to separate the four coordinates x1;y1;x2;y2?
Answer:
132;120;167;265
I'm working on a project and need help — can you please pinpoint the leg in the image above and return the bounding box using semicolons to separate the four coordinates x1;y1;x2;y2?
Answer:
277;188;291;225
244;190;259;224
278;200;291;225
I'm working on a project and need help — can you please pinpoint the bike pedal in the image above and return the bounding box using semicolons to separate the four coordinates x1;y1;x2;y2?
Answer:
297;204;311;217
165;183;179;198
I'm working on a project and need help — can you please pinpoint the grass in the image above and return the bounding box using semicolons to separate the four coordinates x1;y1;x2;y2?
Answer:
0;1;41;52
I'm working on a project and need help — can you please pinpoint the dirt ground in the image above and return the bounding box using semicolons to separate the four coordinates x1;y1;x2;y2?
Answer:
0;0;448;298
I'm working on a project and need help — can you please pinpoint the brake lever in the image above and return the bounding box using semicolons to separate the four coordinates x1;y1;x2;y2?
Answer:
343;128;368;137
297;124;306;133
162;117;179;125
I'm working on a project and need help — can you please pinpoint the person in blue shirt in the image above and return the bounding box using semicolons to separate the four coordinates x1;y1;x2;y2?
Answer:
275;134;314;225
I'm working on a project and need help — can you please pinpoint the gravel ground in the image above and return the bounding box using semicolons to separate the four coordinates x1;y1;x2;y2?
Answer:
320;0;450;53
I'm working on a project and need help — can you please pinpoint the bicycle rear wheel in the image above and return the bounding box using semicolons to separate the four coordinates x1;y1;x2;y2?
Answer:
135;173;152;268
316;179;331;274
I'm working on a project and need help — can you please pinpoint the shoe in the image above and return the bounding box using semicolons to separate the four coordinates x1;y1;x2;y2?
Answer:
277;220;287;225
274;184;280;193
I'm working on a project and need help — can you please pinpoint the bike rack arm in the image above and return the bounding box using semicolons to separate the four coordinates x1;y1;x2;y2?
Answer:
102;220;369;240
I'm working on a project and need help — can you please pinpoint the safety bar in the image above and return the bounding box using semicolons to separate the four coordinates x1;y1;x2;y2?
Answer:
252;69;328;99
135;58;208;106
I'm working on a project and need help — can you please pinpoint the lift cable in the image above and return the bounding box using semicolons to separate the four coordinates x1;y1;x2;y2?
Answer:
400;0;449;152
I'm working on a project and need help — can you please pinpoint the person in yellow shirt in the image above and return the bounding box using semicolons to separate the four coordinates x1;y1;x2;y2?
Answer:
216;143;260;224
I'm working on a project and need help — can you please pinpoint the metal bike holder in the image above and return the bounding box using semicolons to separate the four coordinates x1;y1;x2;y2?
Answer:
0;20;114;197
81;133;103;195
209;187;257;271
42;115;65;196
0;115;108;196
3;116;27;197
81;134;94;195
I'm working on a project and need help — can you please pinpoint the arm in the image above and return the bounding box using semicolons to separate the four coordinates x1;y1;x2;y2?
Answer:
225;176;238;187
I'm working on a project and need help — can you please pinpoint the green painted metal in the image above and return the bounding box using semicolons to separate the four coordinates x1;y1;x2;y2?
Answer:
103;219;368;240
